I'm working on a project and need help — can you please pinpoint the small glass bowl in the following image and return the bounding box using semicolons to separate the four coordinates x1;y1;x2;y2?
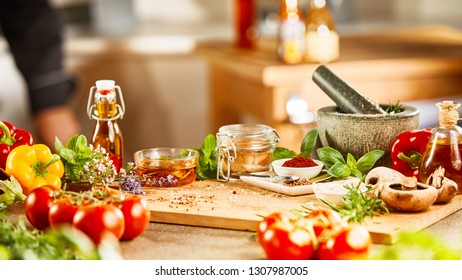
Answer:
133;148;199;187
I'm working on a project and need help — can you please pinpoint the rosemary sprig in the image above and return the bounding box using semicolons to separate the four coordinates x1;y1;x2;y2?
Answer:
320;182;389;224
385;100;403;114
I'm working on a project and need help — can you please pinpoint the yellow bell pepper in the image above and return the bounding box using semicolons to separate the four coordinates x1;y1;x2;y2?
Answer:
5;144;64;195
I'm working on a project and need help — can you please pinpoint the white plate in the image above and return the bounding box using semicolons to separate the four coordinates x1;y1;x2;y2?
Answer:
240;175;363;197
240;176;314;196
312;177;366;205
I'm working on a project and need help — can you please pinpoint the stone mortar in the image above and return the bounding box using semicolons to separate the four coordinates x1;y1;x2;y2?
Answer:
317;104;420;167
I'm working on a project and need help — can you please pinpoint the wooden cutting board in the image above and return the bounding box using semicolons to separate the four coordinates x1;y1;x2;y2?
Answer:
145;180;462;245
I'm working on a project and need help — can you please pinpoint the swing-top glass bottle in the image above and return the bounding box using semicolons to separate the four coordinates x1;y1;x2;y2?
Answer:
87;80;125;173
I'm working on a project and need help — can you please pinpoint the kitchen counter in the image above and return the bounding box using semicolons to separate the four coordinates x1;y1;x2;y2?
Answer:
4;190;462;260
120;209;462;260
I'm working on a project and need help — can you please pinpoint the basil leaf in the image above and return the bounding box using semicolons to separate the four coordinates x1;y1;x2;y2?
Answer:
272;147;297;161
300;128;318;157
346;153;357;170
351;167;363;179
65;134;79;150
195;134;218;180
202;134;216;158
58;148;78;164
65;164;82;182
317;147;345;168
356;149;385;173
327;162;351;178
75;134;88;151
54;137;65;154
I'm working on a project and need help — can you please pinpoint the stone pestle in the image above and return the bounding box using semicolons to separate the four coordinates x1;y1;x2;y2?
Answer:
312;65;386;114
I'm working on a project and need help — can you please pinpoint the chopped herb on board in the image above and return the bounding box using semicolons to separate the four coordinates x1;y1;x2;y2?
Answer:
318;182;389;224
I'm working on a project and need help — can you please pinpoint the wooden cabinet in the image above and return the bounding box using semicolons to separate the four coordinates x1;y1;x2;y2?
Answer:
197;26;462;151
64;37;209;161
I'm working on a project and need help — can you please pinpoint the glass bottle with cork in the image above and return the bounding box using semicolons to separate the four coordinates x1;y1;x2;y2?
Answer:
87;80;125;173
305;0;339;63
278;0;305;64
419;101;462;193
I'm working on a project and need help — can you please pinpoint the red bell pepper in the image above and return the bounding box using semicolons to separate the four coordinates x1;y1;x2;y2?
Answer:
0;121;34;170
389;127;433;181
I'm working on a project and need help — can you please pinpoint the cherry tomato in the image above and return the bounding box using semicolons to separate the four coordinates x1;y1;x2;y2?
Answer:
303;208;345;237
73;203;125;245
257;212;286;243
261;223;315;260
116;195;151;241
317;224;372;260
48;196;80;229
258;212;315;260
24;185;57;230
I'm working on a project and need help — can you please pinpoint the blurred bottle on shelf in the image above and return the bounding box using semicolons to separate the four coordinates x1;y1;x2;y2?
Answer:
278;0;305;64
305;0;339;63
234;0;258;48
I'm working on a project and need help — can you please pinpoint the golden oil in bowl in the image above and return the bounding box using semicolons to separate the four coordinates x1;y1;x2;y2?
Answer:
134;148;199;187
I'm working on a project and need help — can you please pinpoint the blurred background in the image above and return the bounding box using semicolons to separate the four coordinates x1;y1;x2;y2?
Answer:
1;0;462;160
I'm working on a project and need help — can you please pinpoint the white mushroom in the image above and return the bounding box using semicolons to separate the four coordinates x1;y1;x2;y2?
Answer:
364;167;407;194
425;167;458;204
365;166;438;212
380;182;438;212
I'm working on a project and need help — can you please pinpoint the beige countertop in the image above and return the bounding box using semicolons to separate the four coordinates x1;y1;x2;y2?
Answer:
4;193;462;260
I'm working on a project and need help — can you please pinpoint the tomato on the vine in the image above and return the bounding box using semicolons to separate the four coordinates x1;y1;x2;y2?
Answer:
257;210;372;260
258;212;315;260
73;204;125;245
317;224;372;260
303;208;345;237
48;196;80;229
257;212;286;243
115;195;151;241
24;185;58;230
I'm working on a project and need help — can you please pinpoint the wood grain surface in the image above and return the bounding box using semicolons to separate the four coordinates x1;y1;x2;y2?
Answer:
146;179;462;244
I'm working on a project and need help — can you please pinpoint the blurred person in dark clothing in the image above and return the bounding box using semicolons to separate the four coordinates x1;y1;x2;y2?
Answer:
0;0;81;149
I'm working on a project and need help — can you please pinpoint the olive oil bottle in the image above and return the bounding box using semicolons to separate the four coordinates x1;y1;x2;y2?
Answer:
419;101;462;193
87;80;125;173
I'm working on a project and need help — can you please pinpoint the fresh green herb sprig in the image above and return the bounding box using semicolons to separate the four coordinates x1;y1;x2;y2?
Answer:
317;147;384;179
194;134;218;180
55;134;103;182
0;218;122;260
0;176;26;212
320;182;389;224
385;100;403;114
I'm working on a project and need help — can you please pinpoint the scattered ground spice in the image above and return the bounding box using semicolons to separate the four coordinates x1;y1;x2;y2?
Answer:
283;178;311;187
